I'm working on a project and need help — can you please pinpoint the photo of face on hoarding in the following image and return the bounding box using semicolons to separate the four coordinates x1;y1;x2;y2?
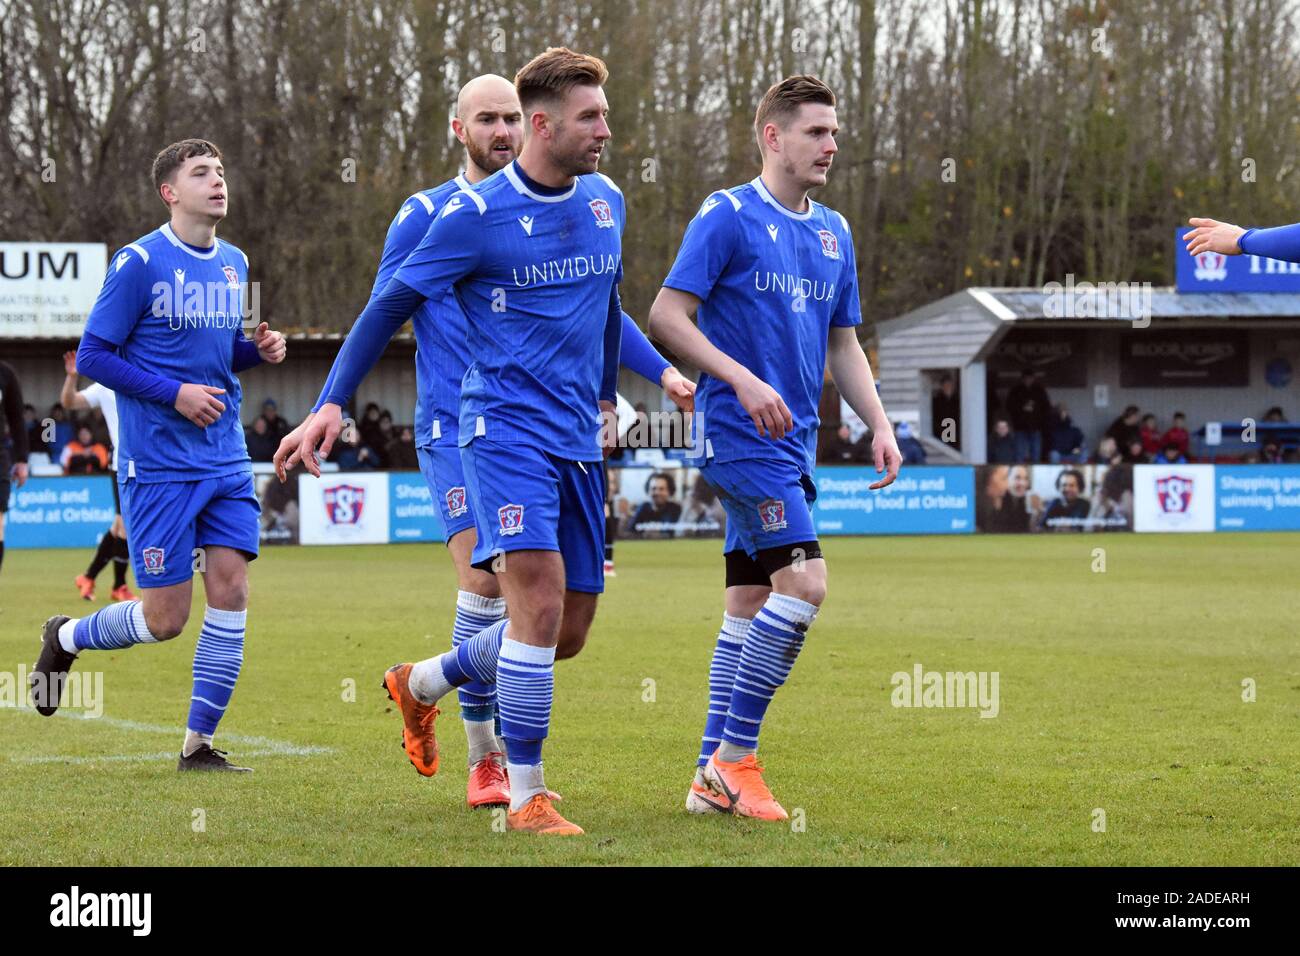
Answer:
1028;464;1133;532
976;464;1033;533
613;465;725;539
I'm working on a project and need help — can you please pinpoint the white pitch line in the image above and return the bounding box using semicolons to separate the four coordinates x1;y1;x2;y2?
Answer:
7;709;332;763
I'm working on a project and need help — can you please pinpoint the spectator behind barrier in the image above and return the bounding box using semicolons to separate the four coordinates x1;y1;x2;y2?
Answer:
245;416;278;462
1047;404;1084;464
1160;412;1190;457
895;421;926;465
61;424;109;474
1006;369;1051;463
988;417;1017;464
821;423;868;464
1105;405;1141;454
385;426;419;470
1140;413;1161;456
1154;441;1187;464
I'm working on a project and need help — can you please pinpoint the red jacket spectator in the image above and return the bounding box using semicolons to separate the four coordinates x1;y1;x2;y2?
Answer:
1140;415;1161;456
1160;412;1190;456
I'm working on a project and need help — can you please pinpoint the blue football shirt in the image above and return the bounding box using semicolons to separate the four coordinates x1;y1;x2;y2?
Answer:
393;161;625;462
370;174;474;448
83;224;251;482
662;177;862;473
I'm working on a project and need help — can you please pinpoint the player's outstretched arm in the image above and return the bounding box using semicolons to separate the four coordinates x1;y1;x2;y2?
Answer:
1186;216;1300;263
619;311;695;412
648;286;792;439
295;279;427;476
828;325;900;489
60;351;91;411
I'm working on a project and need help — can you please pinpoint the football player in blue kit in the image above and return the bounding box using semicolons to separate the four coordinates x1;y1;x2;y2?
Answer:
649;76;902;820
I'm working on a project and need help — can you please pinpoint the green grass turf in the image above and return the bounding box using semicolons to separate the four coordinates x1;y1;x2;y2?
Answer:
0;534;1296;866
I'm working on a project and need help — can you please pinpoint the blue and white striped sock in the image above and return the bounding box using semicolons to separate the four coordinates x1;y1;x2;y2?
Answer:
186;606;246;737
497;638;555;811
719;594;817;759
407;618;508;705
451;590;505;718
697;613;749;767
66;600;158;652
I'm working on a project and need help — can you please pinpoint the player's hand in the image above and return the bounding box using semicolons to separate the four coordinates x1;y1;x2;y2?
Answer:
598;399;618;460
273;413;314;482
12;461;28;488
297;403;344;477
660;366;696;414
62;350;78;377
1183;218;1246;257
175;383;226;427
253;322;287;364
869;430;901;490
734;372;793;440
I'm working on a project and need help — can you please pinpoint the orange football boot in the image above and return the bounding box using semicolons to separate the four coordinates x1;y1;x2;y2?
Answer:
685;766;730;814
382;664;441;776
506;793;583;835
111;584;137;602
467;752;511;808
702;752;789;821
74;575;95;601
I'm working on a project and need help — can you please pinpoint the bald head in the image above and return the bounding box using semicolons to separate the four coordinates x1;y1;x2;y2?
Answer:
453;74;523;180
456;74;518;121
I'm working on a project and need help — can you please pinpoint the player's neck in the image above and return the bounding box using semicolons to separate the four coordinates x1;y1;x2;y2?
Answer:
168;213;218;250
516;146;574;190
758;170;810;215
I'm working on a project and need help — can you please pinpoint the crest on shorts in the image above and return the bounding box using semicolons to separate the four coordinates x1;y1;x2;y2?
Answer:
323;484;365;525
589;199;615;228
498;503;525;536
142;547;166;575
445;486;468;518
818;229;839;259
222;265;240;288
757;498;788;533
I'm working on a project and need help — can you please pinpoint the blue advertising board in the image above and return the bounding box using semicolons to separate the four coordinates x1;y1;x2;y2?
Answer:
1175;227;1300;293
812;466;974;535
388;471;446;542
5;476;116;549
1215;464;1300;531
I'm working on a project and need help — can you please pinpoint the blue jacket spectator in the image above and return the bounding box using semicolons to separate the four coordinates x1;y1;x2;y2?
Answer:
896;421;927;465
1048;405;1084;464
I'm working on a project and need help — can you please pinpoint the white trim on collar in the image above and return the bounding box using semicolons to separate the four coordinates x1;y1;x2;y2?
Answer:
750;176;813;221
454;173;473;192
160;223;220;259
504;162;577;203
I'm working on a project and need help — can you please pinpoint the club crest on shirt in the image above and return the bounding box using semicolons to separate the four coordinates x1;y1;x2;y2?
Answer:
757;498;788;533
589;199;615;228
498;503;525;536
222;265;240;288
323;484;365;525
445;486;468;518
818;229;839;259
142;547;166;575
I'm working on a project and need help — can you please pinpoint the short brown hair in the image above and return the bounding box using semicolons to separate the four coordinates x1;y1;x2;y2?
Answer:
151;139;223;206
514;47;609;113
754;75;836;152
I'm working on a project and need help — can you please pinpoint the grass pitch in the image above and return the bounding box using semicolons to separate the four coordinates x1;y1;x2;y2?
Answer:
1;533;1296;866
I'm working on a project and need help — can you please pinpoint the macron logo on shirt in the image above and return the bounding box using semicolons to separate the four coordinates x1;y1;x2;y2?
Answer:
115;252;130;272
397;204;414;225
700;198;721;217
441;197;464;218
519;216;534;236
